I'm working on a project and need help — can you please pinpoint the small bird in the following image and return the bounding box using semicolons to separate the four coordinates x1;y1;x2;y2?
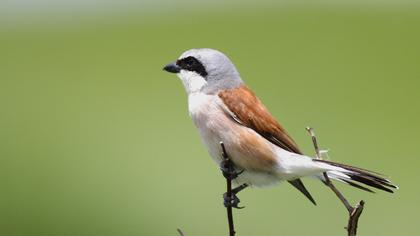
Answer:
163;48;397;206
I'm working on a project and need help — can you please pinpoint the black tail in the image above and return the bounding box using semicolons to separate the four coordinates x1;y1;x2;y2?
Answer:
314;159;398;193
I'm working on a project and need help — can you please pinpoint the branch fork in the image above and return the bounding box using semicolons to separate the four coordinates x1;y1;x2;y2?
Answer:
306;127;365;236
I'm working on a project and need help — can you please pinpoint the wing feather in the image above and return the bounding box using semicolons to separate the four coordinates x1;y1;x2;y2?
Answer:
218;85;302;154
218;85;316;205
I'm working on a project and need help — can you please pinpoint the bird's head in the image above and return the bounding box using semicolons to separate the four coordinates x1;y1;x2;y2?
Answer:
163;48;243;94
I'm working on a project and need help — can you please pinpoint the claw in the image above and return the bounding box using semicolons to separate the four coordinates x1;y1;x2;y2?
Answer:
236;169;244;176
223;192;245;209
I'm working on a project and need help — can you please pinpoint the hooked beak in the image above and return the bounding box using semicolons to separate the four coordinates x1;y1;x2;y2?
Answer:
163;61;181;73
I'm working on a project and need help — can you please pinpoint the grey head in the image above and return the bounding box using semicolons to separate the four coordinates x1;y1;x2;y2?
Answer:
163;48;243;94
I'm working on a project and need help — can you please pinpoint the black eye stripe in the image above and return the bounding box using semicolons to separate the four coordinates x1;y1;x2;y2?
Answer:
176;56;208;77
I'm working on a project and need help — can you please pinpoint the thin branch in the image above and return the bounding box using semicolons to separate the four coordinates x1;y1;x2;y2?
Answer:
347;201;365;236
306;127;353;211
306;127;365;236
220;142;236;236
177;228;185;236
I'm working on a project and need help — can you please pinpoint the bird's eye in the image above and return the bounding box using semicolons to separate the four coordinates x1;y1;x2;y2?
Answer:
185;58;194;66
177;56;208;77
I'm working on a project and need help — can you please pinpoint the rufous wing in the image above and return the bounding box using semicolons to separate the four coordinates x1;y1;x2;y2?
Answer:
218;85;316;205
218;85;302;154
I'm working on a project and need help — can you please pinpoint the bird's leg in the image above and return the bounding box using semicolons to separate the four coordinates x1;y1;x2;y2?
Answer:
223;184;248;209
219;142;247;209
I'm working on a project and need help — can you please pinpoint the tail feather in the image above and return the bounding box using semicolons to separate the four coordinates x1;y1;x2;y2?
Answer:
288;179;317;205
317;159;395;187
349;174;394;193
341;179;375;193
314;159;398;193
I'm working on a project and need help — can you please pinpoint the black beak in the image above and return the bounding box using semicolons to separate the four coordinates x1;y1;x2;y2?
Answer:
163;62;181;73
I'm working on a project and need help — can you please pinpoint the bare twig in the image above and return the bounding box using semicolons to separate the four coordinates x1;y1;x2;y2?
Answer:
220;142;236;236
177;228;185;236
347;201;365;236
306;127;365;236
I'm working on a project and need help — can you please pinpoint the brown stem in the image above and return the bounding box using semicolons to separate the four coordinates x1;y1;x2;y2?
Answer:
347;201;364;236
305;127;365;236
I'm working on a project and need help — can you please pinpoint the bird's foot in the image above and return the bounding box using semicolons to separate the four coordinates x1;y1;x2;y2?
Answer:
220;159;244;180
223;184;248;209
223;192;244;209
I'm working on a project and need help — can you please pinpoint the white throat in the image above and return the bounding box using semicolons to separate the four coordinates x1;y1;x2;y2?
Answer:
177;70;208;94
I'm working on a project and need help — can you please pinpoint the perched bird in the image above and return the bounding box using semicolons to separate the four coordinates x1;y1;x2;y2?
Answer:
163;48;397;206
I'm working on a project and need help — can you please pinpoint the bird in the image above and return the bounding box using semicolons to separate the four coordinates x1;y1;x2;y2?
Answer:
163;48;397;207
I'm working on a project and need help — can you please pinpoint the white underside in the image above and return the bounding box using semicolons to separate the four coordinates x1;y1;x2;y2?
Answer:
187;92;336;187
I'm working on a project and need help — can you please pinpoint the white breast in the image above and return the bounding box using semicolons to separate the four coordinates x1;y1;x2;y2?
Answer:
187;92;282;187
188;92;213;117
188;92;224;164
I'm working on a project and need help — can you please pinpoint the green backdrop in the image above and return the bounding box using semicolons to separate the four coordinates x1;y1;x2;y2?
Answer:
1;2;419;236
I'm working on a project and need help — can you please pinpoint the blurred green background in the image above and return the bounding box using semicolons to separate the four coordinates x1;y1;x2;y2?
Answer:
1;1;419;235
